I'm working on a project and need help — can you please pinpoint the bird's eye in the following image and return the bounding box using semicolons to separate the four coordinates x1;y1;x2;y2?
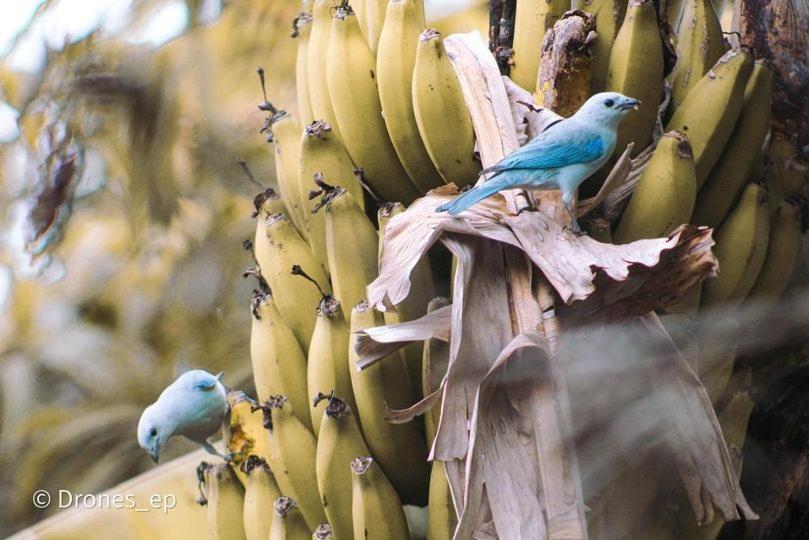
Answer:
150;428;157;437
604;99;615;108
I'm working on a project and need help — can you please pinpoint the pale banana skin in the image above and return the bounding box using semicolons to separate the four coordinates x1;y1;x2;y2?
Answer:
510;0;568;92
747;201;802;307
243;458;281;540
251;292;313;432
324;189;379;322
427;460;456;540
316;396;372;540
376;0;445;192
359;0;389;54
606;0;664;156
327;6;421;204
614;131;697;243
307;295;357;434
351;457;410;540
268;111;309;240
254;212;330;354
573;0;626;93
669;0;726;114
262;396;328;530
203;463;247;540
666;48;754;187
693;61;774;228
349;302;430;506
307;0;344;141
701;183;764;308
412;29;480;187
294;5;315;126
270;496;312;540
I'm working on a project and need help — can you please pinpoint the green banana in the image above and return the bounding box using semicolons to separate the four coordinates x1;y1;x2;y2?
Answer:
666;48;754;187
270;496;312;540
427;460;456;540
728;184;771;302
350;301;429;506
326;4;421;204
669;0;726;114
243;456;281;540
768;133;807;198
693;60;774;228
614;131;697;243
315;395;372;540
351;457;410;540
747;201;802;307
511;0;569;92
412;29;480;187
607;0;664;156
376;0;444;192
573;0;627;93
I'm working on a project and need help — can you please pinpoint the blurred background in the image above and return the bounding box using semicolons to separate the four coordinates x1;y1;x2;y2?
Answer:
0;0;486;534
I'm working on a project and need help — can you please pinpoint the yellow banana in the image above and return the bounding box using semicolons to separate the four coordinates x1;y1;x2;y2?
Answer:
315;395;372;540
250;288;314;433
327;5;421;204
270;496;312;540
226;391;275;485
747;201;801;307
307;0;343;140
701;183;766;308
573;0;627;93
666;48;754;187
360;0;387;54
259;395;328;530
422;297;450;445
307;294;357;435
294;4;315;125
350;302;429;506
511;0;568;93
693;60;774;228
427;460;456;540
202;462;247;540
607;0;664;156
299;120;365;269
243;456;282;540
713;0;735;32
376;0;444;192
614;131;697;243
351;457;411;540
323;188;379;321
669;0;726;114
254;212;330;353
264;107;309;240
727;184;770;302
412;29;480;187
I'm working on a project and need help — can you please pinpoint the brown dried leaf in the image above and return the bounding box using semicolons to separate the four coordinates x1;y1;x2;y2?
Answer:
383;383;445;424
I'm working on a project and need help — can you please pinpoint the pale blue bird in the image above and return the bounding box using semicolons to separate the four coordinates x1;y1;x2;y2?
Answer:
437;92;640;233
137;370;230;463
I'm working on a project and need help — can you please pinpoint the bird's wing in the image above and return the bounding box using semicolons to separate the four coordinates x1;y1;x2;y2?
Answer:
483;125;606;175
193;377;218;391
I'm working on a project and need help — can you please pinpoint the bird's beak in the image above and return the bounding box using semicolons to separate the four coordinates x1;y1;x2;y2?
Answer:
150;443;160;464
620;98;640;111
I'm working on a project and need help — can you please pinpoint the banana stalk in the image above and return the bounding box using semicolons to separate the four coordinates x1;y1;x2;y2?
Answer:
666;48;754;187
203;463;247;540
607;0;664;156
511;0;569;92
693;60;774;228
270;496;312;540
614;131;697;243
377;0;445;192
294;4;315;125
351;457;410;540
315;395;372;540
327;4;421;204
307;0;343;140
243;456;281;540
747;201;802;308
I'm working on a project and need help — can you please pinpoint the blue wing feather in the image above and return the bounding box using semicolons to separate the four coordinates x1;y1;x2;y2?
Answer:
194;378;216;391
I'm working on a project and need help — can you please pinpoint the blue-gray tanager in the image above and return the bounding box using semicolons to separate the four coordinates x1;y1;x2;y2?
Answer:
137;370;229;463
437;92;640;232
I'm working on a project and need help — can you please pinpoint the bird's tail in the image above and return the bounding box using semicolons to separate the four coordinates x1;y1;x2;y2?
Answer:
436;182;505;215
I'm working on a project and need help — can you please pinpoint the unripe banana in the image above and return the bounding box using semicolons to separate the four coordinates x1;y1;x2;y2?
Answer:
696;337;738;405
307;0;343;140
323;188;379;321
243;456;282;540
727;185;770;302
376;0;444;192
747;201;801;306
315;395;372;540
511;0;569;92
572;0;627;93
308;295;357;434
254;212;330;353
422;297;451;445
266;109;309;239
768;133;807;198
351;457;410;540
764;167;785;219
412;29;480;187
667;0;687;30
607;0;664;156
270;496;312;540
713;0;734;32
669;0;725;114
226;391;275;485
203;462;247;540
350;302;429;506
614;131;697;243
666;49;754;187
701;183;766;308
693;60;774;228
299;120;365;269
259;396;328;530
294;5;315;126
251;290;313;432
327;5;421;204
427;460;456;540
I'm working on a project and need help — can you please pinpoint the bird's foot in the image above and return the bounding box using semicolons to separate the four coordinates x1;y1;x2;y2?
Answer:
221;451;235;463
